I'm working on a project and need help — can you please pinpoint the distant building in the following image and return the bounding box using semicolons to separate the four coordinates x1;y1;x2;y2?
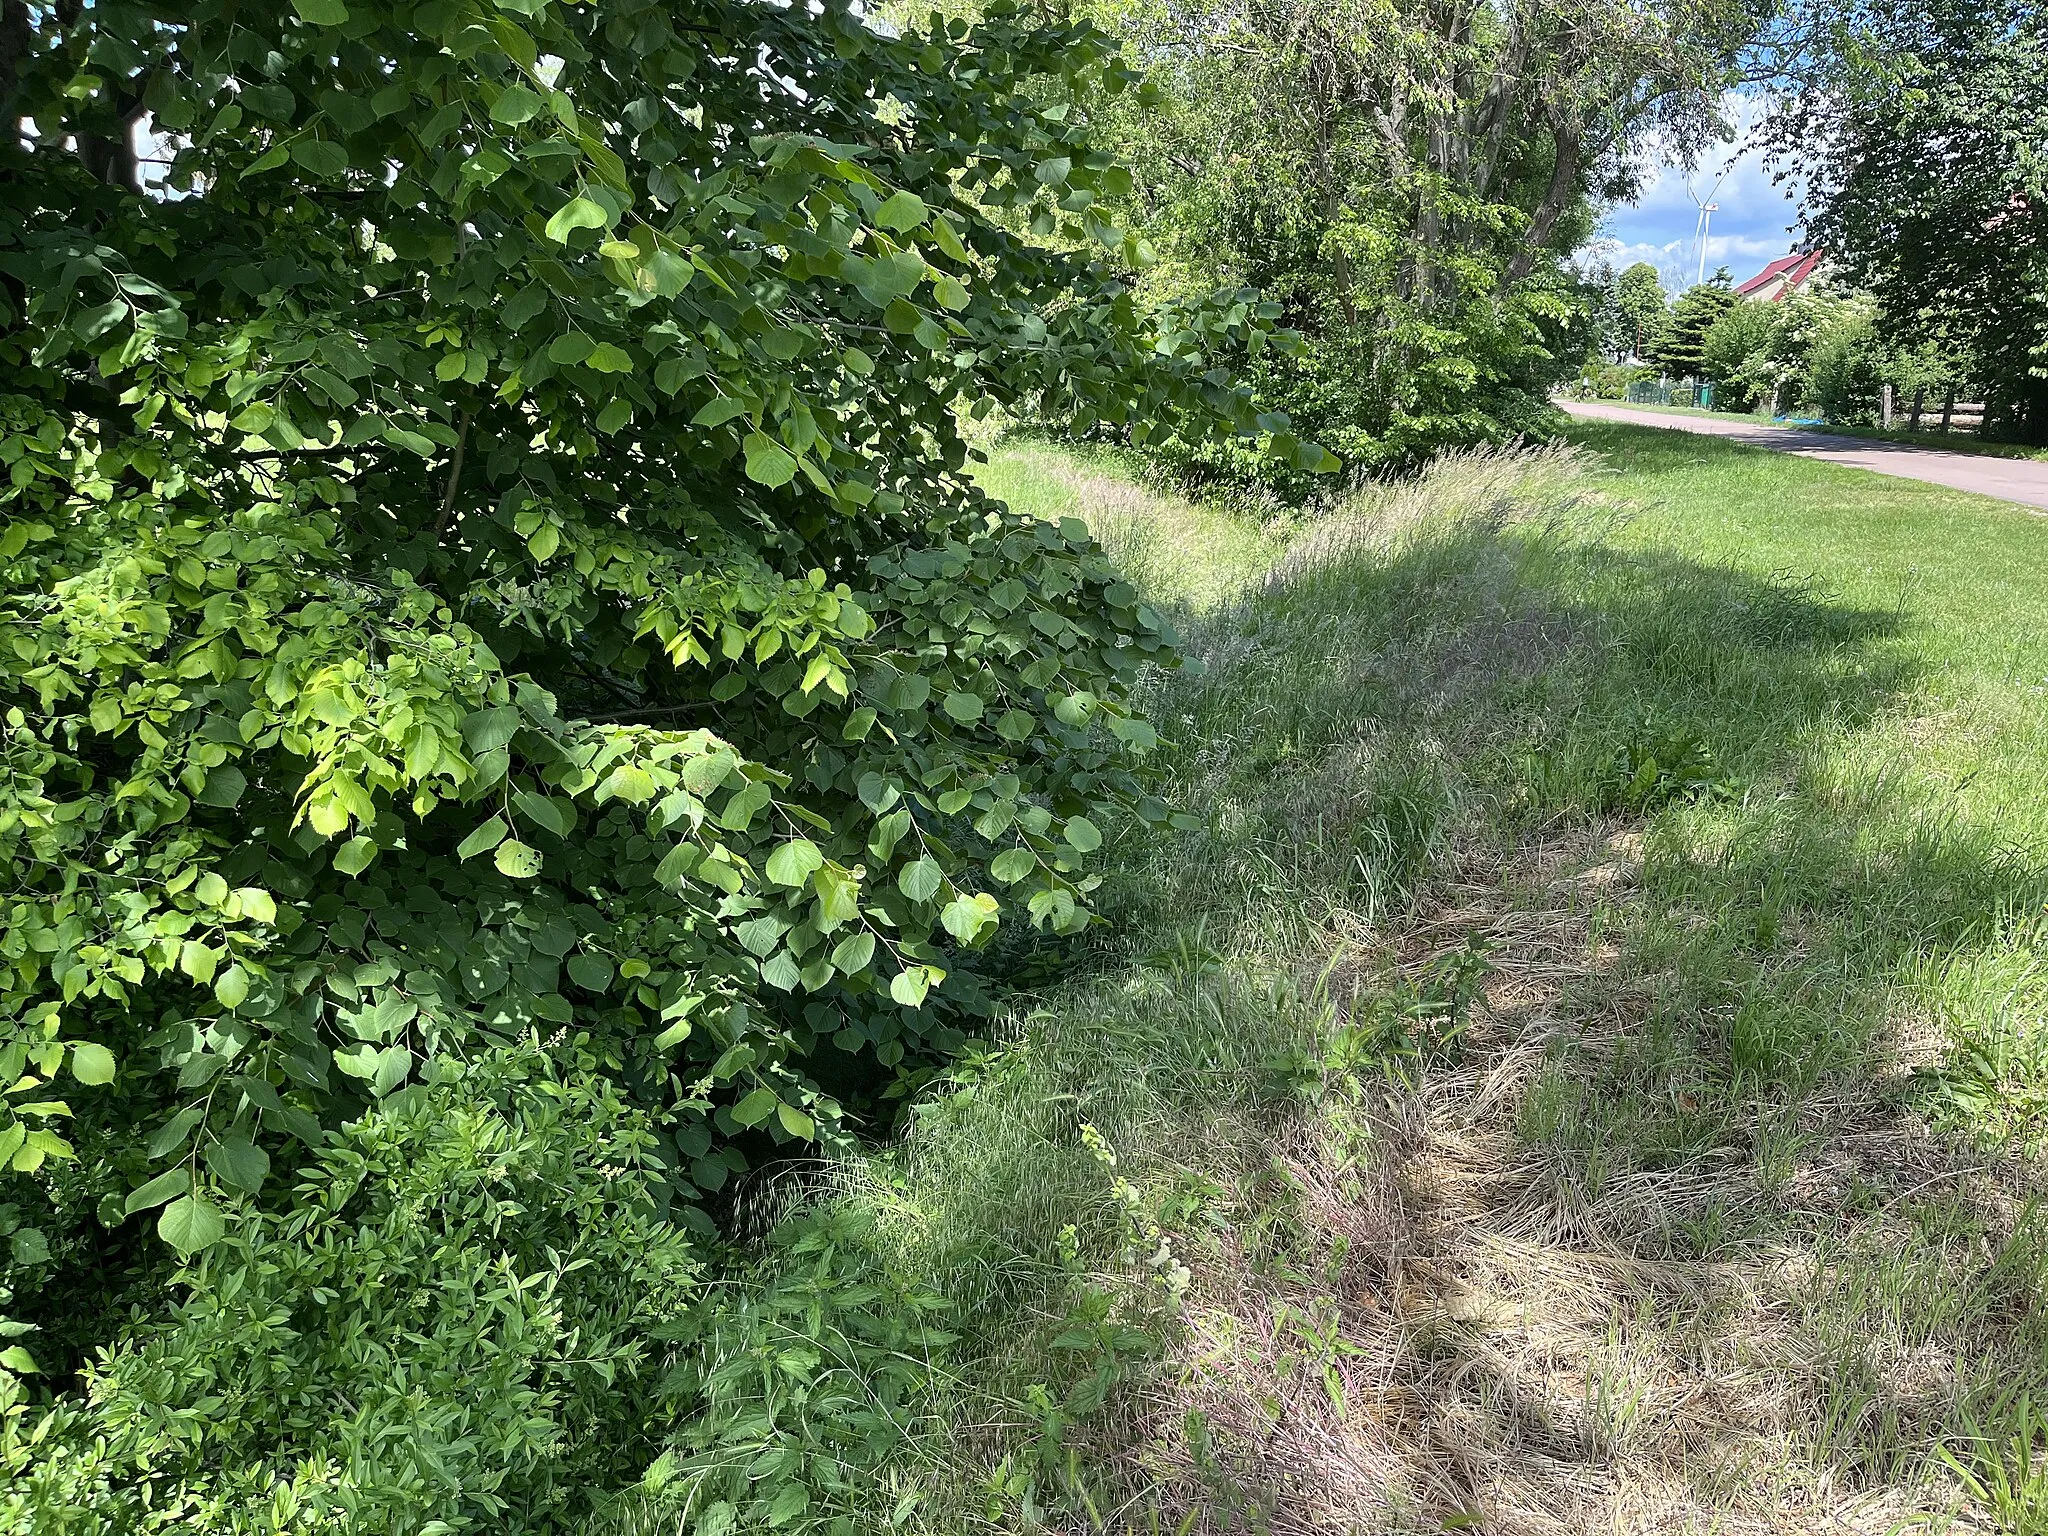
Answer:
1735;250;1825;302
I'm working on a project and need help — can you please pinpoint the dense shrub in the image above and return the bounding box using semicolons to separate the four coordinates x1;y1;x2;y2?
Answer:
1059;0;1754;500
1701;299;1785;410
1647;279;1736;380
1809;305;1886;424
1579;363;1657;401
0;0;1301;1523
4;1046;697;1532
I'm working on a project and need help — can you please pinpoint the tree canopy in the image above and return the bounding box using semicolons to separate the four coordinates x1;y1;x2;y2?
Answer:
1771;0;2048;441
1649;275;1735;379
1071;0;1767;489
1616;261;1670;360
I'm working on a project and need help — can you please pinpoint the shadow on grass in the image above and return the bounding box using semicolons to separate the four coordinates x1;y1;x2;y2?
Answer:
1091;480;2048;1525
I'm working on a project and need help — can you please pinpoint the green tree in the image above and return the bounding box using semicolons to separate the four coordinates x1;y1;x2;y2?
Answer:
1615;262;1671;360
1650;278;1738;379
0;0;1302;1371
1701;297;1783;408
1770;0;2048;442
1076;0;1767;490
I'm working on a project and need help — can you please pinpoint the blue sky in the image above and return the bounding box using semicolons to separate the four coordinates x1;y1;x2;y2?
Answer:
1582;95;1807;296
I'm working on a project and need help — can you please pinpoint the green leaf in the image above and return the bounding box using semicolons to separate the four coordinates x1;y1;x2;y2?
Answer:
813;864;861;926
764;838;824;888
691;395;750;427
494;839;542;877
829;931;875;973
874;189;928;231
195;766;248;807
0;1344;37;1376
762;1482;810;1529
547;331;596;365
291;0;349;23
290;139;350;177
146;1105;205;1161
214;965;250;1011
70;1042;115;1085
544;195;610;244
601;763;657;803
941;891;1000;944
586;341;634;373
491;84;544;124
897;858;942;904
888;966;932;1008
942;691;984;723
1063;815;1103;853
178;939;219;984
776;1103;815;1139
742;432;798;488
158;1194;227;1255
124;1167;190;1216
204;1136;270;1194
990;847;1037;883
653;842;698;889
371;1044;413;1097
334;1042;379;1080
463;704;520;751
332;836;378;876
730;1086;780;1127
566;953;614;991
513;789;571;837
682;752;735;794
457;814;510;860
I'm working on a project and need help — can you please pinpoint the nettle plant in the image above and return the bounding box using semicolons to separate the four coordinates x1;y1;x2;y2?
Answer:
0;0;1316;1278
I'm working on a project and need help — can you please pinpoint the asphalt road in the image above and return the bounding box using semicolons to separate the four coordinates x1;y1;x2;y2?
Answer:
1560;399;2048;513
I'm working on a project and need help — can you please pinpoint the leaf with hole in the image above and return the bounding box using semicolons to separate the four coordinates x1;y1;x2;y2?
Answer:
494;839;542;878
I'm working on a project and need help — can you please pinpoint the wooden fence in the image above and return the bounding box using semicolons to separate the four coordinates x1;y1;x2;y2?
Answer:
1880;384;1986;436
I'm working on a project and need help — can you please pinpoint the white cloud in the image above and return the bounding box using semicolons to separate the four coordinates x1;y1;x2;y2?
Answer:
1585;232;1792;294
1580;93;1808;294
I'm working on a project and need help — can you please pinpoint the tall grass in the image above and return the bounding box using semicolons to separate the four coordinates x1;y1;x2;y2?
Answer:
621;429;2048;1535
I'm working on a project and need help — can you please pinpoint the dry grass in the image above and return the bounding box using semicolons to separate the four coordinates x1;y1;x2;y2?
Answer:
1119;828;1931;1532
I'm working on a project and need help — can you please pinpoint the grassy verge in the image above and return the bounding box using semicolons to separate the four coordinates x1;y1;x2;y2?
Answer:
622;426;2048;1534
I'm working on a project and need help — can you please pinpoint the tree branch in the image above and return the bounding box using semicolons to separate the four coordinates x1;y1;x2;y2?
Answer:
433;409;472;539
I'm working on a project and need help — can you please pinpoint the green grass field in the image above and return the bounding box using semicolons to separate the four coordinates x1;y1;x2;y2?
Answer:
622;424;2048;1534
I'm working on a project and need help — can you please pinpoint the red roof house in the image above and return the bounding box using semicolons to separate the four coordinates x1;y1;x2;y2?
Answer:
1735;250;1825;302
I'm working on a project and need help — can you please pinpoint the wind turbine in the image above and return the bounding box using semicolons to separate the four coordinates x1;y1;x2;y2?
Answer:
1689;158;1733;286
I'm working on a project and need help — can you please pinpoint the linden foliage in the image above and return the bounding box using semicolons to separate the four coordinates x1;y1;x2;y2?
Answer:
0;0;1309;1302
